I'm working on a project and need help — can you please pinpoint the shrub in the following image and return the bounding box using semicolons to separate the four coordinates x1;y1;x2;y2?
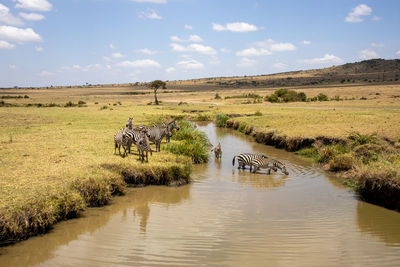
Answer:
100;105;108;110
64;101;76;107
216;113;230;127
254;111;262;116
214;93;222;99
78;100;86;105
196;114;211;121
317;93;329;101
329;154;354;171
265;89;307;103
349;132;377;147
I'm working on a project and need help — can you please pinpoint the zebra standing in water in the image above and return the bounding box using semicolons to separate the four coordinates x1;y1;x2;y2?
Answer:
136;128;153;163
166;119;180;143
114;128;130;157
211;142;222;158
232;153;268;170
250;158;289;175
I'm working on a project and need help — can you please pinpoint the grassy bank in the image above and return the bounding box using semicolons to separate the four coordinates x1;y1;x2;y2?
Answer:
0;104;208;244
217;114;400;211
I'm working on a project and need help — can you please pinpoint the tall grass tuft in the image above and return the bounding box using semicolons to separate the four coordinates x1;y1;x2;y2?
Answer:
164;120;210;164
216;113;230;127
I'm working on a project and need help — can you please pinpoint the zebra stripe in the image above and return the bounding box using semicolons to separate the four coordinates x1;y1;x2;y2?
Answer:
232;153;268;170
146;125;170;152
114;129;130;157
166;119;180;143
136;131;152;163
250;158;289;175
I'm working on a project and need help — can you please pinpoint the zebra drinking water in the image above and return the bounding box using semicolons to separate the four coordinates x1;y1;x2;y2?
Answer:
232;153;268;170
136;128;153;163
114;128;130;157
211;142;222;158
250;158;289;175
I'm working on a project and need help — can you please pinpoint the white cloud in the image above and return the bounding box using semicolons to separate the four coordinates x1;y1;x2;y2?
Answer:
116;59;161;68
19;12;44;21
111;52;125;58
0;40;15;49
139;9;162;19
212;22;259;32
371;42;384;48
35;46;43;51
0;3;24;25
236;39;296;57
358;49;379;60
236;47;271;57
130;0;166;3
170;34;203;43
236;57;256;67
0;26;42;43
176;59;204;70
345;4;372;23
304;54;344;65
184;24;192;30
137;48;157;55
273;62;288;69
15;0;52;12
396;50;400;56
170;43;217;55
303;40;311;45
9;64;16;69
166;67;176;73
220;48;230;53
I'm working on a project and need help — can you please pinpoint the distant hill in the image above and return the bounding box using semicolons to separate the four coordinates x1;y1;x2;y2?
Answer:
167;59;400;90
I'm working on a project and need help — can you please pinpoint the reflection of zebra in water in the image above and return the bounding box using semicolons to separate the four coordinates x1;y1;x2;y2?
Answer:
211;142;222;158
166;119;180;143
114;128;130;157
250;158;289;175
232;153;268;170
136;129;153;163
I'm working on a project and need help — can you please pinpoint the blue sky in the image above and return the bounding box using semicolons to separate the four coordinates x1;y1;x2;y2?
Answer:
0;0;399;87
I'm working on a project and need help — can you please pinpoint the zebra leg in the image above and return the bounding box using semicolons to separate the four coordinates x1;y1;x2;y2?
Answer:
145;150;148;162
118;144;121;155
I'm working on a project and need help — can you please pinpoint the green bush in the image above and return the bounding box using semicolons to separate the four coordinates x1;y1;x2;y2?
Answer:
329;154;354;171
317;93;329;101
296;147;319;158
265;89;307;103
216;113;230;127
254;111;262;116
214;93;222;99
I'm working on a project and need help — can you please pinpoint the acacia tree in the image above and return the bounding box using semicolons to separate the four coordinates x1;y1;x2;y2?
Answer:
148;80;166;105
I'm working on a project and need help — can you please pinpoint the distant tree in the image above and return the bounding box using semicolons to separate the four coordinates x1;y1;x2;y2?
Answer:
148;80;166;105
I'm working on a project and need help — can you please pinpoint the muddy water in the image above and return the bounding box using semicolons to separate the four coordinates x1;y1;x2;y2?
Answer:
2;123;400;266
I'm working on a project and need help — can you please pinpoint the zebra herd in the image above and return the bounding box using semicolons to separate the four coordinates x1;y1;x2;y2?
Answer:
114;117;180;163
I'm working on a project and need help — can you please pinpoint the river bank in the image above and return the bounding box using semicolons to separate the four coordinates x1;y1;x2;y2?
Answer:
217;115;400;211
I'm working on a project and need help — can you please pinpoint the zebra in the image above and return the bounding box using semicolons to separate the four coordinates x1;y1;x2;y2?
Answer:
124;127;142;154
114;128;130;157
211;142;222;159
166;119;180;143
143;124;170;152
126;117;134;130
136;128;153;163
250;158;289;175
232;153;268;170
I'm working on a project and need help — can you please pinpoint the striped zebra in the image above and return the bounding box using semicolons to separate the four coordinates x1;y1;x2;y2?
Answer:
126;117;134;130
232;153;268;170
211;142;222;159
166;119;180;143
143;124;170;152
250;158;289;175
124;127;142;154
114;128;130;157
136;129;153;163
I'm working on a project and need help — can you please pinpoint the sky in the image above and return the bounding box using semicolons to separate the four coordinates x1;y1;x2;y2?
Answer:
0;0;400;87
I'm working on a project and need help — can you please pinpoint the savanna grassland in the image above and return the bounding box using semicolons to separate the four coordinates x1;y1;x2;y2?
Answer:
1;59;400;243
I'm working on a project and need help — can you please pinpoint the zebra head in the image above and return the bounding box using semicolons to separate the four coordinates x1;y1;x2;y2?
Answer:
169;119;180;131
281;166;289;175
140;127;151;138
126;117;133;129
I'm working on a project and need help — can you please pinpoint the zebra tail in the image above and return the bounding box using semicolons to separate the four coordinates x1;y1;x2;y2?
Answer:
232;156;236;166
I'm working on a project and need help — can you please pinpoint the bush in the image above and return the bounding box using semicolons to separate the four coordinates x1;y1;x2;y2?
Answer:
216;113;230;127
78;100;86;105
329;154;354;171
214;93;222;99
349;132;377;147
265;89;307;103
100;105;108;110
196;114;211;121
317;93;329;101
254;111;262;116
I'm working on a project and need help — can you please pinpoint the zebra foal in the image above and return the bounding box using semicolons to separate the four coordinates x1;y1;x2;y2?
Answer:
211;142;222;159
114;128;130;157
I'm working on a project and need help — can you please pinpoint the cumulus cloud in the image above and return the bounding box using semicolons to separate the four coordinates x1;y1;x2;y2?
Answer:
19;12;44;21
0;40;15;49
371;42;384;48
137;48;157;55
220;48;230;53
236;39;296;57
303;40;311;45
170;43;217;55
9;64;17;69
170;34;203;42
130;0;166;3
304;54;344;65
345;4;372;23
138;9;162;19
111;52;125;58
0;3;24;25
15;0;52;12
116;59;161;68
236;57;256;67
184;24;192;30
212;22;259;32
0;25;42;43
358;49;379;60
176;59;204;70
396;50;400;56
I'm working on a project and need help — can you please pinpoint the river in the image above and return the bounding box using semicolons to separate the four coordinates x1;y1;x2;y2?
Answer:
1;123;400;266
